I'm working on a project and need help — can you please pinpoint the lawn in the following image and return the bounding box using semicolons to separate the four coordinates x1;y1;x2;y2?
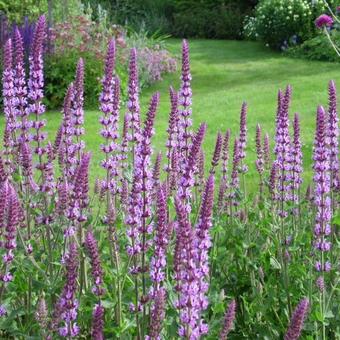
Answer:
3;39;340;189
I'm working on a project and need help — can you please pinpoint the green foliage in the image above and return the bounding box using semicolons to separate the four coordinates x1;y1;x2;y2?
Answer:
0;0;47;23
286;30;340;62
250;0;336;49
44;51;128;109
172;0;255;39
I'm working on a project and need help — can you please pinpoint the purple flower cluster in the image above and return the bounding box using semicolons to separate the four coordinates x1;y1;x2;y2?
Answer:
327;80;339;190
166;86;179;176
291;113;303;203
150;186;170;290
313;106;332;283
85;230;104;296
274;86;292;217
217;129;230;211
220;299;236;340
174;197;202;338
0;182;20;272
99;39;121;196
194;175;215;326
27;16;47;162
126;48;141;143
2;39;16;156
178;40;193;166
177;123;206;213
285;298;309;340
238;102;248;173
91;303;104;340
255;124;265;193
210;132;222;174
56;243;79;338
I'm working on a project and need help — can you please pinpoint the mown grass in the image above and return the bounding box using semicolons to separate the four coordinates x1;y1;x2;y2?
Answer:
2;39;340;191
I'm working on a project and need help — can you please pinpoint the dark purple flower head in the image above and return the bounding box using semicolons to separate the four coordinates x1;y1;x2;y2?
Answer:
104;39;116;84
35;295;48;330
238;102;248;166
91;304;104;340
194;174;215;315
147;288;166;340
178;123;206;212
3;38;12;70
210;132;222;172
284;298;309;340
315;14;333;29
220;299;236;340
291;113;303;202
264;132;270;168
255;123;264;176
313;106;332;275
126;48;141;141
85;230;104;296
178;39;193;163
31;15;46;64
166;86;179;163
327;80;339;189
56;242;79;338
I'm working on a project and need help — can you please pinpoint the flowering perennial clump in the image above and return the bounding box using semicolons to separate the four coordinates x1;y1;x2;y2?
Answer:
0;15;339;339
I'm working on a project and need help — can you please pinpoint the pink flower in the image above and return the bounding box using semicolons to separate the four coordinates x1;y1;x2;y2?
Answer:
315;14;333;29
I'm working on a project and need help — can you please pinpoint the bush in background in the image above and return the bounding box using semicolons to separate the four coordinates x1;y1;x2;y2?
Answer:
286;29;340;62
171;0;256;39
46;12;176;109
248;0;336;49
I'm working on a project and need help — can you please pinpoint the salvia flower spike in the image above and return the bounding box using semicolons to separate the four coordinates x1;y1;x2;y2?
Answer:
284;298;309;340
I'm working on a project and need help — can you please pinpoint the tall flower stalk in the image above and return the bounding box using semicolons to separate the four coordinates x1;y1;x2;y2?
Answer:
313;106;332;339
178;39;193;168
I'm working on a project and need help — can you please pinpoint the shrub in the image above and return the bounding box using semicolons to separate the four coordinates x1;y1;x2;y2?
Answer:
251;0;336;49
44;51;129;109
286;29;340;62
172;0;255;39
46;14;176;109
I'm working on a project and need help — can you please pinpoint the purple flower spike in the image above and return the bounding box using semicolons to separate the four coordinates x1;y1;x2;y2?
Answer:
2;38;17;155
255;124;264;176
85;230;104;296
150;185;170;290
210;132;222;174
2;184;20;266
263;133;270;169
220;299;236;340
91;304;104;340
218;129;231;211
327;80;339;190
238;102;248;172
166;86;179;170
28;15;46;160
291;113;303;203
126;48;141;142
178;123;207;212
313;106;332;279
284;298;309;340
174;196;200;338
229;138;241;207
13;28;29;143
194;174;215;324
315;14;333;29
99;43;120;196
55;242;79;338
178;39;193;165
147;288;166;340
274;85;292;217
72;58;85;160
